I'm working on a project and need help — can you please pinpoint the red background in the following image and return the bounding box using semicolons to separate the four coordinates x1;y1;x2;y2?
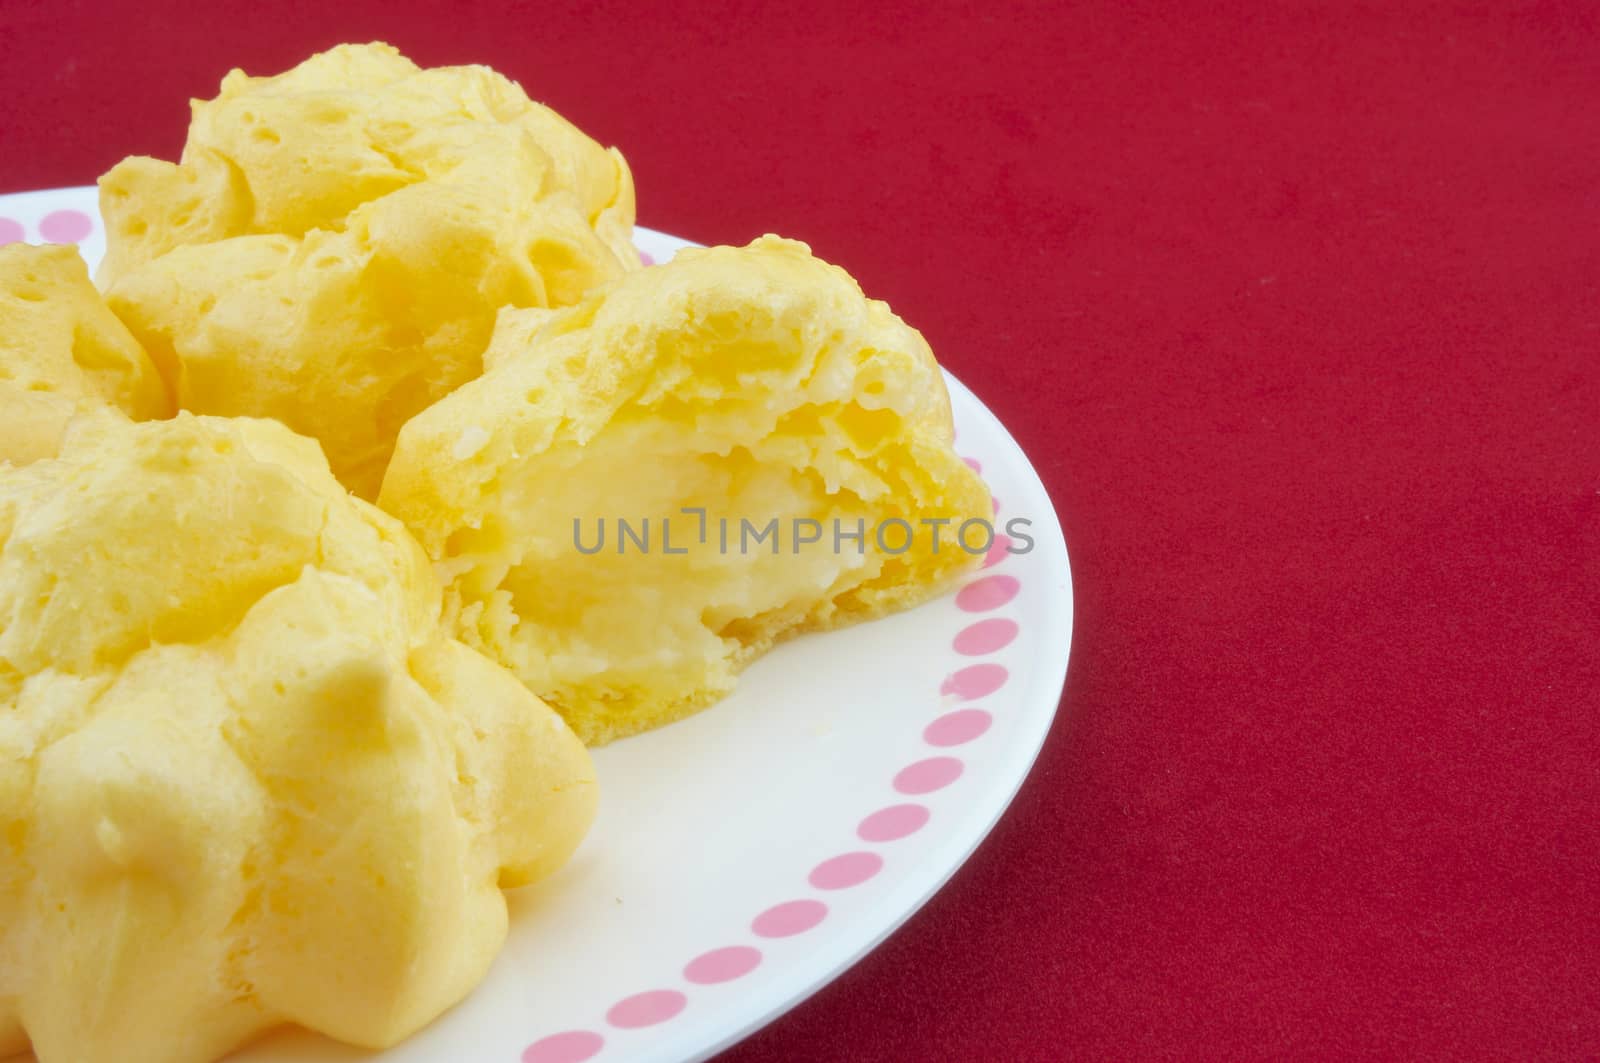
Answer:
4;1;1598;1058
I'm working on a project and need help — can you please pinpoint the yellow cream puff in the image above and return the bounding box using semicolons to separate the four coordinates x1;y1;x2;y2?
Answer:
0;414;595;1063
0;243;169;465
99;42;638;497
380;236;991;744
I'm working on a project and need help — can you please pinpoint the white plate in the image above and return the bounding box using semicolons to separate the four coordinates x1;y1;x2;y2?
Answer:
0;187;1073;1063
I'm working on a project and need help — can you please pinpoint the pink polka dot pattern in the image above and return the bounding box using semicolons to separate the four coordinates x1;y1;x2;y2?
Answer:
984;534;1013;568
992;495;1001;514
808;851;884;891
941;663;1008;700
38;209;91;244
606;989;687;1029
684;946;762;985
894;756;965;795
957;574;1020;613
522;1030;605;1063
924;709;993;748
637;248;655;266
752;899;829;938
0;218;23;246
954;618;1018;656
858;803;930;842
522;438;1024;1060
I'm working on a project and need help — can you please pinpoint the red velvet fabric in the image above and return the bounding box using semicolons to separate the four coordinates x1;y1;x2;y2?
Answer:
4;2;1596;1057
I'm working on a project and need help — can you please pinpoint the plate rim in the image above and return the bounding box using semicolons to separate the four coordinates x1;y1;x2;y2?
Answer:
0;188;1074;1063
